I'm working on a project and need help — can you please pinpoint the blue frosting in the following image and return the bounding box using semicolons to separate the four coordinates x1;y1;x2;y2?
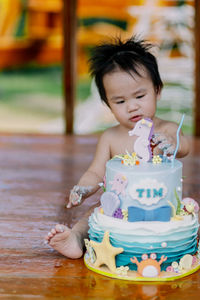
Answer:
106;158;182;212
88;210;199;271
88;157;199;272
128;205;171;222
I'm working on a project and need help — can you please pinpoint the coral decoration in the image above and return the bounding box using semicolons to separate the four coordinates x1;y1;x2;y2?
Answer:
89;231;124;273
110;173;128;196
182;198;199;214
152;155;162;164
100;192;120;217
114;151;139;166
122;209;128;220
128;118;154;162
166;254;196;274
84;239;96;264
130;254;167;278
116;266;129;276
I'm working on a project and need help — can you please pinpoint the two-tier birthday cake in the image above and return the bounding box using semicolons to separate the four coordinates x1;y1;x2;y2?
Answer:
84;118;200;281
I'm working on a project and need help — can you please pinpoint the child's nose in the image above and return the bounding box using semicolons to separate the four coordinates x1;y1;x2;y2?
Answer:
127;99;139;112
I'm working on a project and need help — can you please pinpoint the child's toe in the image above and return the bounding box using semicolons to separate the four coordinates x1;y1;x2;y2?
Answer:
55;224;65;233
51;228;56;235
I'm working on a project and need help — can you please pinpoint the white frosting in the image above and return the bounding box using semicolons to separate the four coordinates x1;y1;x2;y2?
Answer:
129;178;167;205
91;208;198;236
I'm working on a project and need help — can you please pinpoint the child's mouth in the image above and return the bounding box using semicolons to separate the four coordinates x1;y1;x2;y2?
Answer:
129;115;142;122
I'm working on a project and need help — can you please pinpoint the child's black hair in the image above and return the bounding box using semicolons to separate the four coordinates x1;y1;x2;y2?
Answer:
89;36;163;106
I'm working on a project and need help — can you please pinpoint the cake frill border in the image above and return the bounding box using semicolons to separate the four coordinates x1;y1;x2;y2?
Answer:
84;253;200;281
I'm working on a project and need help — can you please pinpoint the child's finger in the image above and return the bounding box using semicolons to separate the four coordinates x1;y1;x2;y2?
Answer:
66;201;72;208
66;192;82;208
158;142;171;150
165;145;175;155
152;133;167;144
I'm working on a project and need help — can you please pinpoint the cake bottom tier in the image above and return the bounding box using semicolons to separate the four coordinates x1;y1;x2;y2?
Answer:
88;208;199;270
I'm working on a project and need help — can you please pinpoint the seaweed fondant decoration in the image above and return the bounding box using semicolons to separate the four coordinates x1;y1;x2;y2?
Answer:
90;231;124;273
110;173;128;196
100;192;120;217
174;188;182;215
167;200;183;221
99;176;106;192
129;118;154;162
130;253;167;278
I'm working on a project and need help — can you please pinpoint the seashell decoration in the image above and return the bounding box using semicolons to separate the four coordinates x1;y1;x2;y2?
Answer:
179;254;193;271
100;191;120;217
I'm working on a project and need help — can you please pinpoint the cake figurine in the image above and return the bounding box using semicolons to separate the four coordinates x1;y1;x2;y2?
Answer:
128;118;154;162
130;253;167;278
84;118;200;281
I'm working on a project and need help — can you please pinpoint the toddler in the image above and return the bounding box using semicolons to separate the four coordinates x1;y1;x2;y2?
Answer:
45;36;189;258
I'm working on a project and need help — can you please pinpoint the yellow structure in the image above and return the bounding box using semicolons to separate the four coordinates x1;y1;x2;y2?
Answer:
0;0;195;73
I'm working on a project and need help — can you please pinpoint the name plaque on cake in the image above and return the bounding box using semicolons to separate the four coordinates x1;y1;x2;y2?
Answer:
129;179;167;205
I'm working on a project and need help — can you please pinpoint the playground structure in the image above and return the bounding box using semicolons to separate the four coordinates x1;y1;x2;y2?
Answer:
0;0;137;72
0;0;63;68
0;0;194;73
0;0;199;136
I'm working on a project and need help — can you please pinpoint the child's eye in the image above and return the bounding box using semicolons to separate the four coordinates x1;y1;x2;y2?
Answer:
116;100;125;104
136;95;145;99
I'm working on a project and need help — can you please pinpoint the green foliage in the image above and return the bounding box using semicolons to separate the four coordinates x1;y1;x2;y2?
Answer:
175;189;182;215
0;65;62;102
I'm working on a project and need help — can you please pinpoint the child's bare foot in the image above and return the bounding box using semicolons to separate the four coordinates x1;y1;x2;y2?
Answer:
45;224;83;259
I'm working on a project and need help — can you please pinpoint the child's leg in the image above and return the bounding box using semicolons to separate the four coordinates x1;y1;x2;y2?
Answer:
45;203;98;259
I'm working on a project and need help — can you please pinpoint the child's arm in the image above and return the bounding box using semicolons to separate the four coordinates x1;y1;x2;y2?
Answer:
67;130;111;208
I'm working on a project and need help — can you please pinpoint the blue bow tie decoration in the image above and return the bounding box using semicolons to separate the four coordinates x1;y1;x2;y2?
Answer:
128;206;171;222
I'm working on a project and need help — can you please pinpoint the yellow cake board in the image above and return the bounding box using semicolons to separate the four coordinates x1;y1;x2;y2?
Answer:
84;254;200;282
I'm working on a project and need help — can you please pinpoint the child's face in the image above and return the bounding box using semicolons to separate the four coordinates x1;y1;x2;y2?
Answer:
103;68;160;130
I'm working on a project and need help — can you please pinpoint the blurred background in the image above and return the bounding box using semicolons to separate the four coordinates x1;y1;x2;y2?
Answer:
0;0;195;134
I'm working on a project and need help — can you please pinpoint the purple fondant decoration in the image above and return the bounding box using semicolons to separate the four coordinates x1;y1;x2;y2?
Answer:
110;173;128;196
100;192;120;217
113;208;123;219
129;118;154;162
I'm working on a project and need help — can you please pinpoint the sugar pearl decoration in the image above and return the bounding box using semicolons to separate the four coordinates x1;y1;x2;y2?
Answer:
172;261;179;269
177;186;182;192
161;242;167;248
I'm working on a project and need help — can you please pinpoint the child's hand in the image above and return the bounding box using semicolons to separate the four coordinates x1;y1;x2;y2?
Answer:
67;186;83;208
67;185;93;208
152;133;176;156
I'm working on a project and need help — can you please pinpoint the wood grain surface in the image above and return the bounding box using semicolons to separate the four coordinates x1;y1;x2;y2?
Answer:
0;134;199;299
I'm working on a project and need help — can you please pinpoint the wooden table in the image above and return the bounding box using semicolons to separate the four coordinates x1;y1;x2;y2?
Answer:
0;134;200;299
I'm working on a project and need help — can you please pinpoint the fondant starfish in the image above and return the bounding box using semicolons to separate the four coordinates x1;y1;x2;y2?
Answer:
90;231;124;273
